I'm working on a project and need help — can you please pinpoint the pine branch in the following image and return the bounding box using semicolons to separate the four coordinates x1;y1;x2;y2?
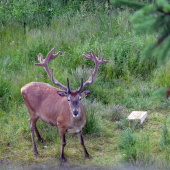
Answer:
112;0;145;9
157;31;170;45
113;0;170;65
157;9;170;15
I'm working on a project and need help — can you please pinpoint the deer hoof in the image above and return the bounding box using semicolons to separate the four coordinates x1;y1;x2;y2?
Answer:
86;153;92;159
39;138;44;143
34;152;39;157
34;148;39;157
59;157;66;163
85;154;90;158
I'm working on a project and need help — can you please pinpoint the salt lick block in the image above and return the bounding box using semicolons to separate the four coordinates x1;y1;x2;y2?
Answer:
127;111;147;124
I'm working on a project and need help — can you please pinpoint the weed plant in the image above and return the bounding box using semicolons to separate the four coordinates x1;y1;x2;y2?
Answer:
116;118;130;130
103;104;125;121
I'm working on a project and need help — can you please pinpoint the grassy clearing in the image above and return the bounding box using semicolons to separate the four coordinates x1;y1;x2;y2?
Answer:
0;3;170;170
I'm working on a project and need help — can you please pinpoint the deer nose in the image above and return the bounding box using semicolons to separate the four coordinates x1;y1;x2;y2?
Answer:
73;111;78;117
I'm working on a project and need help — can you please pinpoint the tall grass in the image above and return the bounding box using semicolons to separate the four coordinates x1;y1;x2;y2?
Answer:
119;129;155;167
82;99;101;135
0;7;158;109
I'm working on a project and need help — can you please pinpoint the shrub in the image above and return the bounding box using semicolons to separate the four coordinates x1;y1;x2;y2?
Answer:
82;99;101;135
103;104;125;122
116;118;130;130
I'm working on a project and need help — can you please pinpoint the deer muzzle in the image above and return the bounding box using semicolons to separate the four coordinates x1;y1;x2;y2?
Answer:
73;110;79;117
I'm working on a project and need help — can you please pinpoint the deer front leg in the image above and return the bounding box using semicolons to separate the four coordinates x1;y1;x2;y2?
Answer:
76;131;89;158
29;118;39;156
59;128;66;163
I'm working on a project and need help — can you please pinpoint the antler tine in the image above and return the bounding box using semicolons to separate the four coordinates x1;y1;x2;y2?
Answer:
77;78;84;92
38;53;44;63
51;69;67;91
35;48;67;91
83;52;92;60
67;78;71;94
98;49;102;60
80;49;109;90
35;48;61;66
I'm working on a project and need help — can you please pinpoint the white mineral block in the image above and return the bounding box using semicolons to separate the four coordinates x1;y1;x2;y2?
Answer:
127;111;147;124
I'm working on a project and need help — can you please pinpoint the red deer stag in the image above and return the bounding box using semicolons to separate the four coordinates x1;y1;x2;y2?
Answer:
21;48;109;162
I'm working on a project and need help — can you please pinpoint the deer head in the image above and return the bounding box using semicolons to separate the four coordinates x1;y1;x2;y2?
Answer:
35;48;109;118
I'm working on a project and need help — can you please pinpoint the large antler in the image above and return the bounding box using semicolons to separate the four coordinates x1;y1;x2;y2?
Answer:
78;49;109;92
35;48;67;91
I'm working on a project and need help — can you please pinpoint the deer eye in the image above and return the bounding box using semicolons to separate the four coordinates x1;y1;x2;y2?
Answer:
68;97;71;101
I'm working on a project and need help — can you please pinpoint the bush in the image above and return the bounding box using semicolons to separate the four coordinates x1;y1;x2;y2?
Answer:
116;118;130;130
82;99;101;135
103;104;125;122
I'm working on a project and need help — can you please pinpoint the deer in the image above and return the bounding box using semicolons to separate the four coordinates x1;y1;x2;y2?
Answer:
21;48;109;163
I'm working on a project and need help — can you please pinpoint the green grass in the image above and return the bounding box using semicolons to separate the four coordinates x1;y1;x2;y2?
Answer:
1;4;170;170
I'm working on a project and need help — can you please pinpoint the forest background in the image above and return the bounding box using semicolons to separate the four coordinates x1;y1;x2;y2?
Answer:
1;0;170;169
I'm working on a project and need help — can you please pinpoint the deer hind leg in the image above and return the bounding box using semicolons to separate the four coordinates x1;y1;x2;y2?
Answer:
76;130;89;158
29;117;39;156
59;128;66;163
35;124;44;143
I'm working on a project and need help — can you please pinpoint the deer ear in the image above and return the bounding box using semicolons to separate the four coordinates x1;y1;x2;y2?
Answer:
81;90;91;96
57;90;68;97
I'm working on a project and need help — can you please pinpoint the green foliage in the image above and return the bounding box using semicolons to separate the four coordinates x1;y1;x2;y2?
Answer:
0;0;106;27
0;4;159;109
0;106;30;146
153;60;170;87
160;122;170;150
36;121;59;142
103;104;124;122
130;5;157;34
119;129;154;166
112;0;145;9
0;73;12;111
157;0;170;11
129;0;170;63
160;118;170;166
119;129;137;156
112;0;170;64
0;0;60;27
112;0;170;103
116;118;129;130
82;99;101;135
151;87;167;101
